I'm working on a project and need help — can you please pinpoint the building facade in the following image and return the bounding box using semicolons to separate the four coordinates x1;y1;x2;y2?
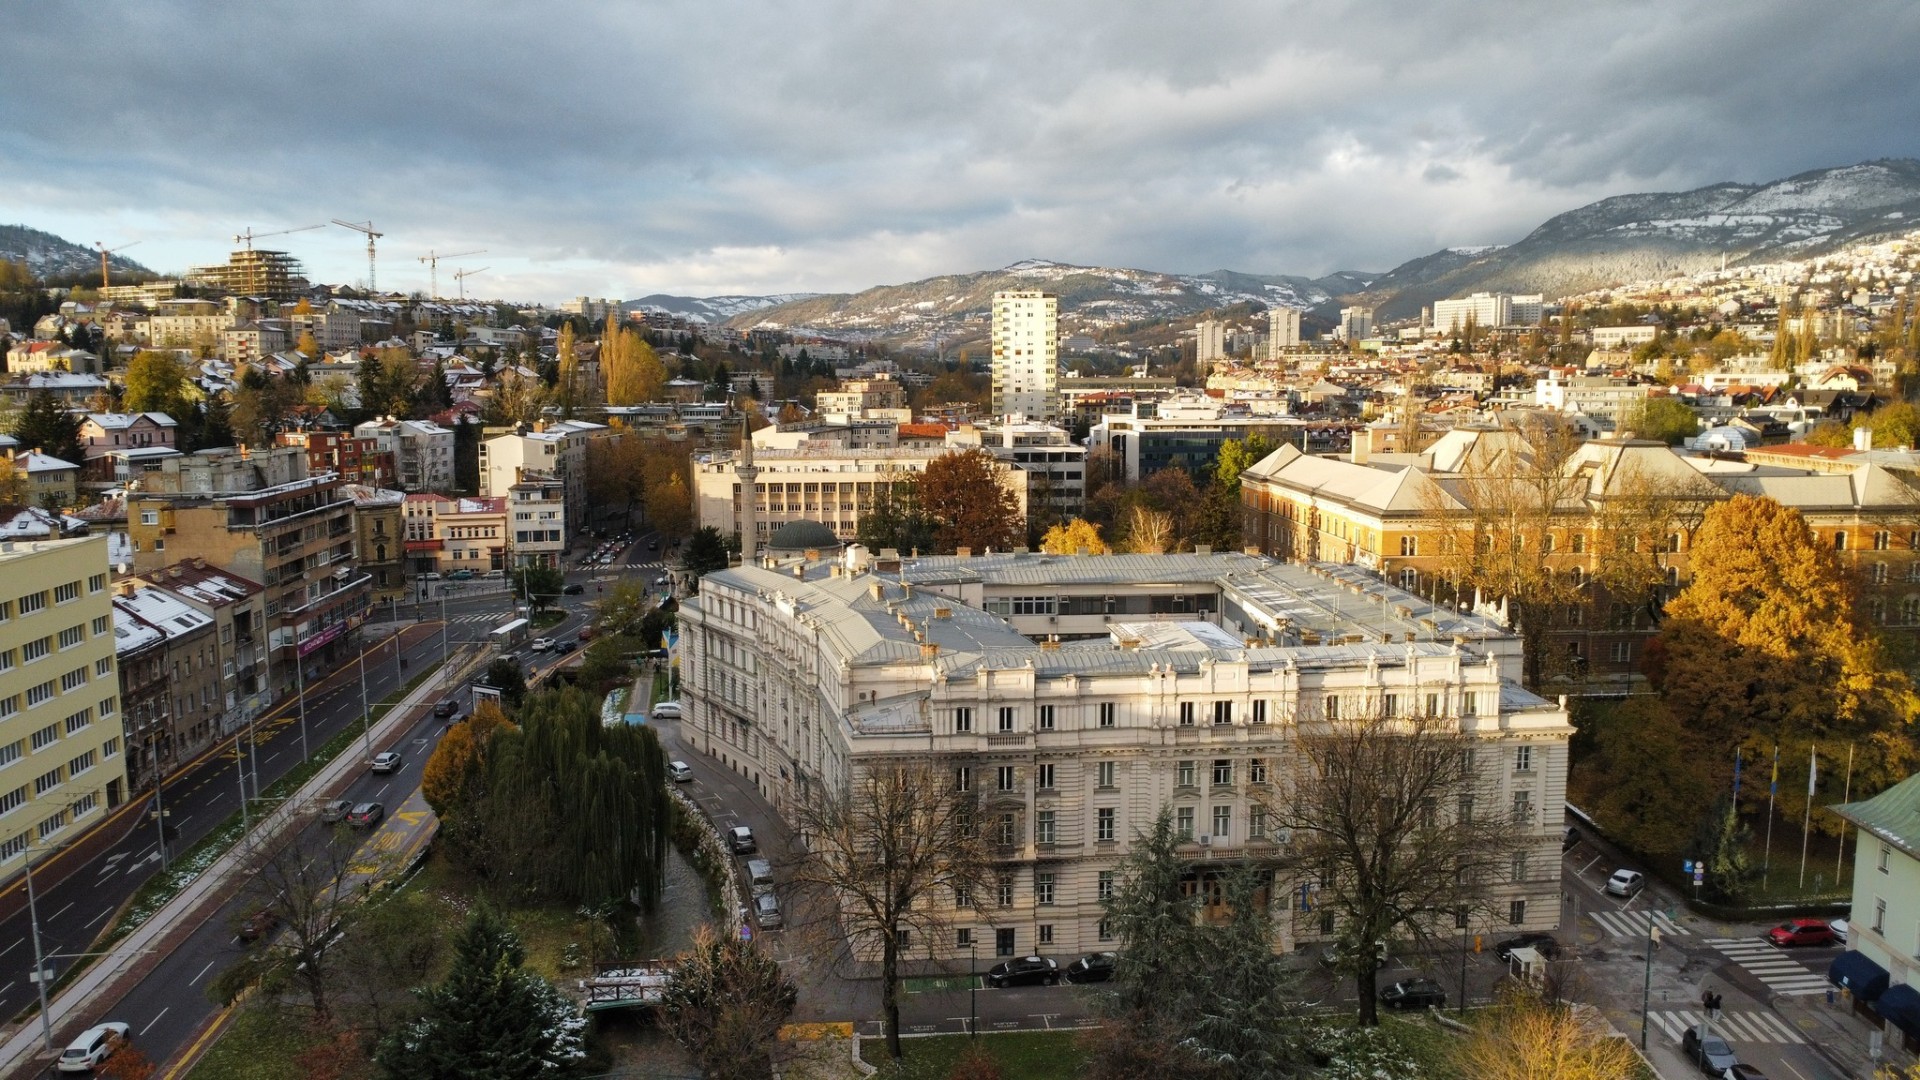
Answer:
1268;308;1302;358
991;291;1059;421
126;451;369;694
0;536;128;885
679;549;1570;962
1833;773;1920;1058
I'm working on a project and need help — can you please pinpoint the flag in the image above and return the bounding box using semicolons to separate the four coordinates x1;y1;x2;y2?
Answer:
1733;747;1742;801
1770;744;1779;797
1808;747;1819;798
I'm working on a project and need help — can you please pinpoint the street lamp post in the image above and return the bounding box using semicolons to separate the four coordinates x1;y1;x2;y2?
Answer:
1640;910;1659;1050
1458;908;1469;1018
25;841;55;1051
356;628;374;761
151;770;169;871
294;649;312;762
969;941;978;1040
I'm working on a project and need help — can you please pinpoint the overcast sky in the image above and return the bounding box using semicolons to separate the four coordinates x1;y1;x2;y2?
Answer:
5;1;1917;303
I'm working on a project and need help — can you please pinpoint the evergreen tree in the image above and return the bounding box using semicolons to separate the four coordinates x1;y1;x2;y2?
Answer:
10;390;84;464
1690;795;1757;904
682;526;731;578
375;905;585;1080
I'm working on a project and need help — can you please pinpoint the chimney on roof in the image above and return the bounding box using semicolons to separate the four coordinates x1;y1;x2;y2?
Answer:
1855;426;1873;453
956;546;972;559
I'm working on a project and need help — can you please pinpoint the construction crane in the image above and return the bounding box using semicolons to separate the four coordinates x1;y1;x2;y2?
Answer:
330;219;385;292
234;223;324;251
93;241;141;288
418;249;486;299
452;266;489;301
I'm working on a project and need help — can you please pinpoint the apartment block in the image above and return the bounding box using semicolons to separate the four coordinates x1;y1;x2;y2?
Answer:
126;449;369;695
680;550;1569;962
479;420;612;532
992;291;1059;421
0;536;128;885
509;477;567;568
356;416;455;493
1267;307;1302;357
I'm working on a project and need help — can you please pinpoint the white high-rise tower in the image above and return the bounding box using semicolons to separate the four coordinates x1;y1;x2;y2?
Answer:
1267;307;1301;359
991;290;1058;420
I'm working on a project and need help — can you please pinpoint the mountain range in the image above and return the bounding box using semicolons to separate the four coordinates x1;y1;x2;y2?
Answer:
0;224;152;281
680;158;1920;341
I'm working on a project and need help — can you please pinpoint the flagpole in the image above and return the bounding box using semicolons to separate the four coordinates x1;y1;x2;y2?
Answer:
1732;746;1743;803
1799;745;1817;890
1835;744;1854;883
1764;743;1779;887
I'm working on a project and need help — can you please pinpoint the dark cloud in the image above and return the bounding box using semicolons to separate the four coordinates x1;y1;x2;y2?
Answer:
3;0;1916;298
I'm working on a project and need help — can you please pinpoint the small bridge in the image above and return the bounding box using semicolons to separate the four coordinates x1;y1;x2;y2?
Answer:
581;964;675;1012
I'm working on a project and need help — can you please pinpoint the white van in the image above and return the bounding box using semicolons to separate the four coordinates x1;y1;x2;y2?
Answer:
746;858;775;896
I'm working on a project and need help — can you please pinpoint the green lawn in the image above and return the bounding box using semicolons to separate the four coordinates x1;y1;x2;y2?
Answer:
187;1006;352;1080
861;1030;1086;1080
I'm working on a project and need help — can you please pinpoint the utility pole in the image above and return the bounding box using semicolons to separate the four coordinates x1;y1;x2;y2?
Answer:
357;628;374;761
295;649;312;762
1641;913;1660;1050
25;841;55;1050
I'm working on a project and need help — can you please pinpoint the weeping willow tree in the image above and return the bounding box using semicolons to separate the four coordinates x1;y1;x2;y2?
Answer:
480;686;673;910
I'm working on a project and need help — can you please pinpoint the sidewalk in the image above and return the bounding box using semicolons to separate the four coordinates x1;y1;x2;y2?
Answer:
1776;992;1913;1079
0;643;486;1078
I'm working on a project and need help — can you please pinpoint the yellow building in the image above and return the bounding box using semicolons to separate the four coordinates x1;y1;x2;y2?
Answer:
0;536;129;884
1242;429;1920;684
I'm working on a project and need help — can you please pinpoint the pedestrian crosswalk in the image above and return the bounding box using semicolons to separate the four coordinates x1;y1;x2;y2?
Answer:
451;612;499;625
1648;1008;1805;1044
1704;938;1832;996
1588;908;1690;939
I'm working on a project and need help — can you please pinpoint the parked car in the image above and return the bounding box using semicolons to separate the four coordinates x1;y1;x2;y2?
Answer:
1682;1024;1737;1073
753;891;783;930
1494;932;1562;962
530;637;555;652
667;760;694;783
555;638;577;654
562;583;584;595
1319;940;1389;971
433;698;460;719
1830;918;1851;944
1605;869;1645;897
347;802;385;827
447;569;475;580
1562;825;1580;851
319;798;353;824
58;1022;130;1073
370;751;402;774
746;858;775;896
238;908;280;944
1724;1066;1773;1080
1063;951;1117;984
729;826;757;854
1379;978;1447;1010
985;955;1059;987
1765;918;1835;948
650;700;682;720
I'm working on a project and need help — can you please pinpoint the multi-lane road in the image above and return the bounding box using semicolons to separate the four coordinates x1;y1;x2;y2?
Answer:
1;531;666;1064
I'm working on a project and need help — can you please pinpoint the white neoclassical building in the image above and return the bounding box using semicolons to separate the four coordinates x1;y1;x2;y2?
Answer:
679;549;1572;962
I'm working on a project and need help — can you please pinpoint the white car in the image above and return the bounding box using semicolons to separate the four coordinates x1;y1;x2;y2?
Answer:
530;637;555;652
370;751;402;774
1830;918;1850;944
650;700;682;720
1605;869;1646;897
59;1022;130;1072
667;760;694;782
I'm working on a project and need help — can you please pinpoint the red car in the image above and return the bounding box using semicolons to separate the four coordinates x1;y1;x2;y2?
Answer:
1766;918;1835;947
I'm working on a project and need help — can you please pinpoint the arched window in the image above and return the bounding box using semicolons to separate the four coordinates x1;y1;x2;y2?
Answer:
1835;531;1849;551
1400;535;1418;557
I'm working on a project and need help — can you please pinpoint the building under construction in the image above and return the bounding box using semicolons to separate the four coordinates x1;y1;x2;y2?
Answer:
184;249;310;298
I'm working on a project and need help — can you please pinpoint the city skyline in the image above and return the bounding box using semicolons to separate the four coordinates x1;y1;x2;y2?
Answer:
3;1;1917;302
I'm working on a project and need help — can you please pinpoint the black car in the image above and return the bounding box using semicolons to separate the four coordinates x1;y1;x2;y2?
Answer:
1379;978;1446;1010
556;638;577;654
562;583;585;596
1493;932;1561;963
985;955;1058;988
1063;952;1117;984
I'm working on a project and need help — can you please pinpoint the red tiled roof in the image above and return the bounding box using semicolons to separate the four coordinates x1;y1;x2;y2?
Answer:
1749;443;1855;460
897;423;949;439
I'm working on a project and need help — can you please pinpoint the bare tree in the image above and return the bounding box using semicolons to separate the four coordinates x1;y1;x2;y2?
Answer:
235;826;394;1022
1268;709;1520;1026
784;760;992;1061
1448;982;1642;1080
1588;459;1719;624
1424;415;1592;686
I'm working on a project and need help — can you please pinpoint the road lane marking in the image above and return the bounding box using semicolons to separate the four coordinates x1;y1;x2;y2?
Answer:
140;1007;169;1036
50;901;74;921
85;907;111;929
189;960;216;986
